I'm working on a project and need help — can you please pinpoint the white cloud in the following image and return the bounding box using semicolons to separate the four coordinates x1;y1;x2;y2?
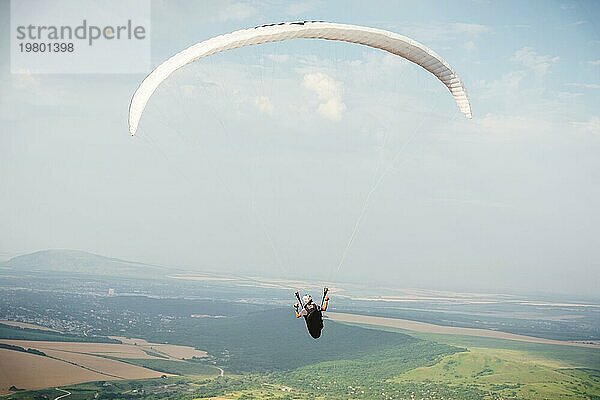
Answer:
477;114;546;135
589;60;600;66
265;54;290;63
458;113;552;139
218;2;256;21
511;47;559;77
571;117;600;135
567;83;600;89
463;41;476;51
474;71;525;99
394;22;489;43
318;98;346;122
302;72;346;121
556;91;583;99
254;96;274;115
449;22;489;35
285;1;318;16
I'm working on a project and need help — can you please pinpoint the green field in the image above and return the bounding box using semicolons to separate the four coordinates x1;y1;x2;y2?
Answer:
334;320;600;370
408;331;600;370
395;347;600;400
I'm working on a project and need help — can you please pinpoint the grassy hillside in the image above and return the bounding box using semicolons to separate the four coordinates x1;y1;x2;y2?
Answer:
404;330;600;370
395;347;600;400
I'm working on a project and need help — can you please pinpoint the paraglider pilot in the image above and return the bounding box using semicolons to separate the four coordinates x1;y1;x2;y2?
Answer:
294;288;329;339
295;292;329;317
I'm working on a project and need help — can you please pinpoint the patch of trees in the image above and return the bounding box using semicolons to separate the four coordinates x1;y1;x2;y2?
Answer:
0;323;119;343
0;342;47;356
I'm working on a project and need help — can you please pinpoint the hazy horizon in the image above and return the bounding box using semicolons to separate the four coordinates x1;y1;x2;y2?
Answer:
2;248;599;301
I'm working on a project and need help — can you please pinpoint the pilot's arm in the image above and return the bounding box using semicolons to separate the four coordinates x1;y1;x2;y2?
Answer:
321;296;330;312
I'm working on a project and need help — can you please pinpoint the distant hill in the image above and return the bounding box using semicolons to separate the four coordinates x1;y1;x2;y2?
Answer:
3;249;170;276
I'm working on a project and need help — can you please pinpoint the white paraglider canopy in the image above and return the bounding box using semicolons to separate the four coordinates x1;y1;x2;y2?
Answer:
128;21;472;135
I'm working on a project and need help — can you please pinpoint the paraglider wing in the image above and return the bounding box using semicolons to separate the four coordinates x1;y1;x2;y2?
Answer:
128;21;472;135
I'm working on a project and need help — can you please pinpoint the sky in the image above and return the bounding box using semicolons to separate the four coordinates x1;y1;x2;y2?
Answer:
1;0;599;297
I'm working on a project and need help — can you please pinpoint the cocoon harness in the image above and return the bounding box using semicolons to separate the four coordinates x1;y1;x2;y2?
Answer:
303;304;324;339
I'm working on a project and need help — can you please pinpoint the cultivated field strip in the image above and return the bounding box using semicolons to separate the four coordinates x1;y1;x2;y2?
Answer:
328;312;599;348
